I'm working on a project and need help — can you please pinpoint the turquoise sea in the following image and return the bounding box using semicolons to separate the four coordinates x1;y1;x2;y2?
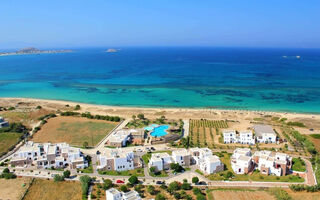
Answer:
0;47;320;113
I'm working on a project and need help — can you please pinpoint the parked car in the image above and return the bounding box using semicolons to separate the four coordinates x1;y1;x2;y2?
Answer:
150;147;155;151
198;181;207;185
116;179;125;184
156;181;164;185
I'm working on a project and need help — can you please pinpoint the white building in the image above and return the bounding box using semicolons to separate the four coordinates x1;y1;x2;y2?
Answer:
231;148;253;174
253;125;277;143
252;151;292;176
106;129;133;147
97;148;135;171
106;188;141;200
0;117;9;128
10;142;87;169
148;153;172;171
223;130;255;145
189;148;224;174
172;149;191;166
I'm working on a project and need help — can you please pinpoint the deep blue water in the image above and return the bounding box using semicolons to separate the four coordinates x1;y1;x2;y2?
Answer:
0;47;320;113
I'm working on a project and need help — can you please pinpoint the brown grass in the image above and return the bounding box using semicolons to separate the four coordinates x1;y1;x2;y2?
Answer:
286;189;320;200
24;179;82;200
32;116;119;147
210;190;275;200
0;177;32;200
1;109;53;127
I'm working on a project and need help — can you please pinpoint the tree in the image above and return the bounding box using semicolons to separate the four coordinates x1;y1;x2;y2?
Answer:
196;194;206;200
80;175;92;198
120;185;128;192
149;167;156;174
192;176;199;184
128;175;139;185
3;168;10;173
137;113;145;120
63;170;71;178
181;182;192;190
103;179;113;190
83;141;89;149
155;194;166;200
147;185;156;195
132;115;136;121
170;163;184;173
193;187;202;195
74;104;81;110
168;181;180;192
53;174;64;182
36;105;42;109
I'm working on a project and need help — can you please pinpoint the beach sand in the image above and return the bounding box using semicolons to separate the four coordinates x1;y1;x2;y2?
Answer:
0;98;319;130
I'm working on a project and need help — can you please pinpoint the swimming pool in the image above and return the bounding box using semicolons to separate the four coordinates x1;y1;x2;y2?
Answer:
144;124;159;131
150;125;170;137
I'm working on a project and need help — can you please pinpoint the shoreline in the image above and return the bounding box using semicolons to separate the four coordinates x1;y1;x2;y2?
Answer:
0;97;319;120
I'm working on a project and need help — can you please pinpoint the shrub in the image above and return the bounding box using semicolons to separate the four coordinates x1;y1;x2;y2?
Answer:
192;176;199;184
120;185;128;192
53;174;64;182
128;175;139;185
63;170;71;178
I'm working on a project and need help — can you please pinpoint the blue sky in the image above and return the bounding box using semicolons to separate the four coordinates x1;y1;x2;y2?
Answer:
1;0;320;48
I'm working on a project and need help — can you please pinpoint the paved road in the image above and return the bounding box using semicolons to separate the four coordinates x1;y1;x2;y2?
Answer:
183;119;189;138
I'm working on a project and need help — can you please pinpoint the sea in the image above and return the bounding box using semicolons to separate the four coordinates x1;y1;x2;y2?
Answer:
0;47;320;113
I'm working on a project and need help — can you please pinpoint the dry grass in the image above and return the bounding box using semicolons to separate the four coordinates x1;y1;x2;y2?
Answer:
32;116;119;147
24;179;82;200
209;190;275;200
0;132;22;156
0;177;31;200
286;189;320;200
1;109;53;127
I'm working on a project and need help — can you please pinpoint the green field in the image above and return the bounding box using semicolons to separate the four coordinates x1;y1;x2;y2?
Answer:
310;134;320;139
0;132;22;156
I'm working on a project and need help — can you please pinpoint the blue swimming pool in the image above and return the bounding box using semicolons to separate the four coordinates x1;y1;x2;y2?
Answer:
150;125;170;137
144;124;159;131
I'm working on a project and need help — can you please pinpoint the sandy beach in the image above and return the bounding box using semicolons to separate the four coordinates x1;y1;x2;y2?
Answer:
1;98;319;124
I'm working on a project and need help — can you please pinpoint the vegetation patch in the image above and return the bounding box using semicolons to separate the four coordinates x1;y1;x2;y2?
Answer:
310;134;320;139
292;157;306;172
98;168;144;177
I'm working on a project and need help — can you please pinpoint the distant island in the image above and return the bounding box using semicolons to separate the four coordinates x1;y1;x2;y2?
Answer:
106;48;119;53
0;47;72;56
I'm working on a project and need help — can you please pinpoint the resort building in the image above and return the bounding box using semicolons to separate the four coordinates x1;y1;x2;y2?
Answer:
189;147;224;174
252;150;292;176
97;148;141;171
223;130;255;145
106;188;141;200
253;125;277;143
10;141;87;169
148;153;172;171
0;117;9;128
231;148;253;174
105;129;145;147
172;149;191;166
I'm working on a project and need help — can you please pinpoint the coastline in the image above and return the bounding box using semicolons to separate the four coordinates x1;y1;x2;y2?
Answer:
0;97;319;120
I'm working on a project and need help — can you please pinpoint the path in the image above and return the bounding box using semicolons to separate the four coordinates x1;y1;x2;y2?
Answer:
183;119;189;138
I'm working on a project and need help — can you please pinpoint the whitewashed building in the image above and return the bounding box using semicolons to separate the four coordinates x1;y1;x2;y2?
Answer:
189;147;224;174
97;149;135;171
223;130;255;145
0;117;9;128
10;142;87;169
148;153;172;171
106;188;141;200
172;149;191;166
253;125;277;143
252;151;292;176
231;148;253;174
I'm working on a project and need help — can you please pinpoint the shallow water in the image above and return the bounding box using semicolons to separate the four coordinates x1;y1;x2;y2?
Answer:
0;47;320;113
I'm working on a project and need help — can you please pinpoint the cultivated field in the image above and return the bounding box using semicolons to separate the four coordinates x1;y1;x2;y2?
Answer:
286;189;320;200
32;116;119;147
0;132;22;156
24;179;82;200
189;119;228;148
0;177;32;200
208;189;275;200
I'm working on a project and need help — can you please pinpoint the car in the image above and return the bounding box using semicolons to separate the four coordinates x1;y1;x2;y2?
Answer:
156;181;164;184
116;179;125;184
150;147;155;151
198;181;207;185
137;149;142;152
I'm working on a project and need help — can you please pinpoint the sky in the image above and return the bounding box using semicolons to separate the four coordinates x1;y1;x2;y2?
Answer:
0;0;320;49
